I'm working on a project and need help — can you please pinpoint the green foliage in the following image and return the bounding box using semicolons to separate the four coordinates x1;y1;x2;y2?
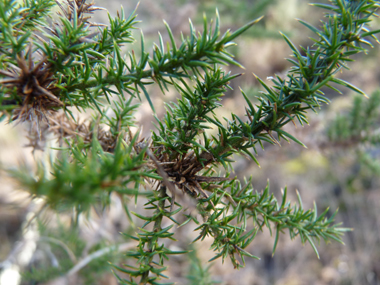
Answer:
186;246;218;285
8;135;158;211
22;220;123;284
200;0;380;168
0;0;56;56
187;0;278;38
328;90;380;146
1;0;379;284
326;90;380;191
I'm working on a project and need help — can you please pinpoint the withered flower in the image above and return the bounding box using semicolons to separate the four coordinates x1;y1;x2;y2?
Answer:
146;144;232;210
47;112;117;152
0;46;63;123
55;0;106;28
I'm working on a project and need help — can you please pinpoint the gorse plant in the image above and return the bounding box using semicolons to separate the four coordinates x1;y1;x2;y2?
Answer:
325;90;380;192
328;90;380;148
1;0;379;284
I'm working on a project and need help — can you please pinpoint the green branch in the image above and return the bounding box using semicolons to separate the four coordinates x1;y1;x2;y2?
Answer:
197;0;380;168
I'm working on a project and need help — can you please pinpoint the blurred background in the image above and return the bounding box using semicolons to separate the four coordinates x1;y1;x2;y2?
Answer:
1;0;380;284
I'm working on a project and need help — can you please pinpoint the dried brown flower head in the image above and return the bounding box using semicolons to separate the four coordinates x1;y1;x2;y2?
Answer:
0;46;63;122
55;0;106;28
48;112;117;152
23;111;119;153
145;143;233;210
